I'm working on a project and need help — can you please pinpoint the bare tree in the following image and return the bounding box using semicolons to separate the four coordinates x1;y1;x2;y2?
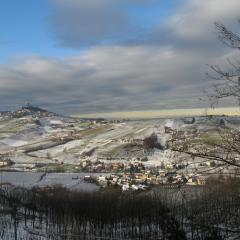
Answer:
215;21;240;49
169;21;240;170
169;128;240;169
206;22;240;106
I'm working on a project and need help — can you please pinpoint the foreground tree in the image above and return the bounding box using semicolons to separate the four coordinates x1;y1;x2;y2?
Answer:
169;21;240;170
207;21;240;106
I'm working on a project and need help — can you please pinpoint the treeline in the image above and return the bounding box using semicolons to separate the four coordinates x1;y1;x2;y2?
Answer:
178;177;240;240
143;133;163;151
0;176;240;240
0;186;185;240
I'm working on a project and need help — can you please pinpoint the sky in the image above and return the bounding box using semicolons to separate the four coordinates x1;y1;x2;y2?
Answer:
0;0;239;115
76;107;240;119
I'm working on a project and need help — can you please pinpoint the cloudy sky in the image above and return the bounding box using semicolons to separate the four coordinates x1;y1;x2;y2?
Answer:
0;0;239;114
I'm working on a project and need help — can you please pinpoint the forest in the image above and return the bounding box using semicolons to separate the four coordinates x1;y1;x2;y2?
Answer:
0;176;239;240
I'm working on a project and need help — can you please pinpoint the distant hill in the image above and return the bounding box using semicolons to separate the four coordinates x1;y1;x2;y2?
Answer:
21;104;48;113
0;104;59;118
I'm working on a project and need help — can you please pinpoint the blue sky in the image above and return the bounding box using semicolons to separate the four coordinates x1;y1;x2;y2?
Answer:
0;0;74;61
0;0;239;114
125;1;181;27
0;0;181;61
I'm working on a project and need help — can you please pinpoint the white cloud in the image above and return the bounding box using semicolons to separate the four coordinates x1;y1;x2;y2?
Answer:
49;0;143;48
1;0;239;113
167;0;240;40
0;44;219;113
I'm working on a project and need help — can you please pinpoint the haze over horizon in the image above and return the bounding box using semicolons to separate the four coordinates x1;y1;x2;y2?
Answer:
0;0;240;114
73;107;240;119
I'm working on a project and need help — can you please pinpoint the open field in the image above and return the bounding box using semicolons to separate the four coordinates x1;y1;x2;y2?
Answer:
0;171;100;191
1;108;240;190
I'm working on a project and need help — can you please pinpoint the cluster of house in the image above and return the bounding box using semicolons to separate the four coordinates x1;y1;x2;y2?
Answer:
79;159;146;173
82;165;207;192
0;111;11;120
51;131;75;143
0;109;54;122
5;108;52;119
0;158;13;167
116;137;144;145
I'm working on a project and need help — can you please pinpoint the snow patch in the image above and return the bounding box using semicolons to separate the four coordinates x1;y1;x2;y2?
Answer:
0;138;28;147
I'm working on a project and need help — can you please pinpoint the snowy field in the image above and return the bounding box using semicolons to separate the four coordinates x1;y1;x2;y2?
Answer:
1;113;239;173
0;172;102;191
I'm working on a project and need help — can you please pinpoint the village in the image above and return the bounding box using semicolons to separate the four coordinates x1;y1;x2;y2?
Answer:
0;106;238;192
82;161;208;192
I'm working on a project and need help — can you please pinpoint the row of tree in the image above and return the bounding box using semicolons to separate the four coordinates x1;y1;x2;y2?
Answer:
0;176;240;240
